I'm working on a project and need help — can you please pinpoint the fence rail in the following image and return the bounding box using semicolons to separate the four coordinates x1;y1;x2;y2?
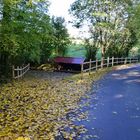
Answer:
81;57;139;74
12;63;30;79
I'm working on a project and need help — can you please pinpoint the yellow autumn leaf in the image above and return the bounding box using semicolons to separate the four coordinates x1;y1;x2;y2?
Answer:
15;137;24;140
15;137;30;140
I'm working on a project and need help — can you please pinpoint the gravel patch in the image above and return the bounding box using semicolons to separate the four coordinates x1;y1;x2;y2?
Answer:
27;70;75;82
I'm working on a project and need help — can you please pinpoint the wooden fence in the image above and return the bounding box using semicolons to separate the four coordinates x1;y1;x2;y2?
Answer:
12;63;30;79
81;57;139;74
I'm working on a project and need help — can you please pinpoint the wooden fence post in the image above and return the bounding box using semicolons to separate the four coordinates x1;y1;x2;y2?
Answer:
112;57;114;67
17;66;19;80
107;57;109;67
81;63;84;78
96;59;98;71
122;57;124;64
23;66;24;75
21;66;23;79
89;59;91;75
12;65;15;79
28;63;30;70
81;63;83;72
19;66;21;78
124;58;127;64
101;57;103;68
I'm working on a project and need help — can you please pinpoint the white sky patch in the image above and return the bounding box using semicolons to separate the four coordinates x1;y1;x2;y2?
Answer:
49;0;75;20
48;0;89;38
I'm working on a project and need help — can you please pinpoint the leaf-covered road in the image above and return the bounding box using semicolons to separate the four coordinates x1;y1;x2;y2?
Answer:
75;64;140;140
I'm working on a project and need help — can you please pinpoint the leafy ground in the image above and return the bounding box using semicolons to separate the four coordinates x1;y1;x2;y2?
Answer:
0;69;110;140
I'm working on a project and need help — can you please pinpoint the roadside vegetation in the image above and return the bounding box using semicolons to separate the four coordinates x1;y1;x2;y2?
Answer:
0;0;70;78
1;0;140;77
70;0;140;59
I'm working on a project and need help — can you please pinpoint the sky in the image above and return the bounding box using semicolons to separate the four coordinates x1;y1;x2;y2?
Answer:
48;0;88;38
49;0;75;19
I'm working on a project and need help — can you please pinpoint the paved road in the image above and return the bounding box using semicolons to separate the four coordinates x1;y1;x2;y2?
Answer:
75;64;140;140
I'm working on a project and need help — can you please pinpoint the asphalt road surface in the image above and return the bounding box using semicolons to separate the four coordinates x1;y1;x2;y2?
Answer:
75;64;140;140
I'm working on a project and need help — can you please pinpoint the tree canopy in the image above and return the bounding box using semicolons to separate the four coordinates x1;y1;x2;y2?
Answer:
129;3;140;55
70;0;139;59
0;0;70;76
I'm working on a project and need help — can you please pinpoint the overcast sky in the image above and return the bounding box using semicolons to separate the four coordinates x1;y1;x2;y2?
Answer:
49;0;86;38
49;0;75;19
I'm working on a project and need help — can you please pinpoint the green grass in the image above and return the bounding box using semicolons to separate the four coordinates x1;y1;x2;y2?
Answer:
49;44;86;59
65;44;102;59
51;43;101;59
65;44;86;58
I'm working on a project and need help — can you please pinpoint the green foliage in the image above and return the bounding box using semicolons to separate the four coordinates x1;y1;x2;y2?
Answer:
0;0;51;65
84;39;97;60
127;3;140;57
0;0;70;76
51;16;70;57
70;0;138;58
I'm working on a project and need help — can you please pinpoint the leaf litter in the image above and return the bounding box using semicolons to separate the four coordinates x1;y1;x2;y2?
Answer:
0;69;110;140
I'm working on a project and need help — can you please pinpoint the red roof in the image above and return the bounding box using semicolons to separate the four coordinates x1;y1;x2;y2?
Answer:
54;57;85;64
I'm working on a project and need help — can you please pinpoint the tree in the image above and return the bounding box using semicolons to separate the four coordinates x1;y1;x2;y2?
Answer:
70;0;135;61
0;0;54;77
51;16;70;56
125;2;140;57
0;1;52;61
0;0;71;78
84;38;97;60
